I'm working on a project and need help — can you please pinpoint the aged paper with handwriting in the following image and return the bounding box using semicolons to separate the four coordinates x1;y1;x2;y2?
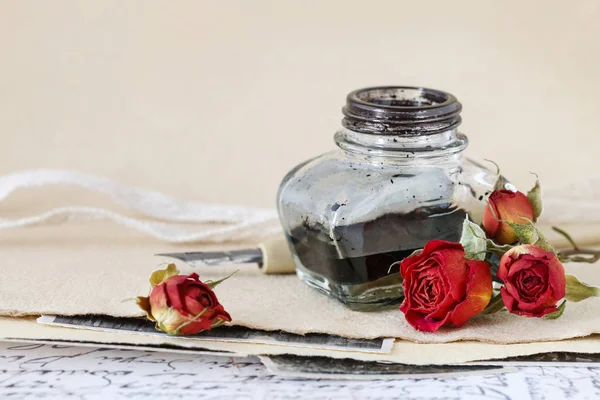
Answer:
1;341;600;399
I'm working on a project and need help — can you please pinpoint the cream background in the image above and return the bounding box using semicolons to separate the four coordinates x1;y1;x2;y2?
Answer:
1;1;599;209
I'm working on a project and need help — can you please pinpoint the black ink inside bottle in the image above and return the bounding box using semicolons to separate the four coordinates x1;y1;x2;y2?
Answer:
288;206;467;285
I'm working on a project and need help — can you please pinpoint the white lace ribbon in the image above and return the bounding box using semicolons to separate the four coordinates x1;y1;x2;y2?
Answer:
0;169;280;243
0;169;597;244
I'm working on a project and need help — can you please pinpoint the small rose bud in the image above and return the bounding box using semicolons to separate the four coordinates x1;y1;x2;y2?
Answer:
137;266;231;335
482;190;535;245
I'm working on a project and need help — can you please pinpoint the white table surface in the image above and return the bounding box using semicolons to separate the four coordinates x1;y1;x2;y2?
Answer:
0;341;599;399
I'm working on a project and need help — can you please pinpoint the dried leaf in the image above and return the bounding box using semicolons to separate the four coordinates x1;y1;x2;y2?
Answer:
527;178;543;222
460;218;487;261
205;270;239;289
565;275;600;302
543;301;566;320
149;263;180;287
136;296;155;321
506;222;536;244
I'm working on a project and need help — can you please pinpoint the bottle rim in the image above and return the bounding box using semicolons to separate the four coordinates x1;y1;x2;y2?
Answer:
342;86;462;135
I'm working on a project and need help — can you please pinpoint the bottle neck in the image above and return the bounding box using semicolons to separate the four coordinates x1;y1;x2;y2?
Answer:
334;128;468;160
335;86;467;162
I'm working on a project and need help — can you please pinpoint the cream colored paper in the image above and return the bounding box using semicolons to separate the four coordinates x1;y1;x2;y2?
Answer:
0;223;599;344
2;317;600;366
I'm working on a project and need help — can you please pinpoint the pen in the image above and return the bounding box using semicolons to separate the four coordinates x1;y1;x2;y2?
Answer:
157;235;296;274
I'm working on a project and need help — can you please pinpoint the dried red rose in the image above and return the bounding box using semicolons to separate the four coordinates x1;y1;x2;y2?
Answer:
399;240;492;332
483;190;535;244
498;245;566;317
137;264;231;335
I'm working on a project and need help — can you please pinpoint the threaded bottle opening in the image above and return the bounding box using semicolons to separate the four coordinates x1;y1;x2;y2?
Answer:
342;86;462;135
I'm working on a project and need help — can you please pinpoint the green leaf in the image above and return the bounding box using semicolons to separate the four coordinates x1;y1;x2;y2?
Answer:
544;301;566;320
482;293;505;314
527;178;543;222
149;263;180;287
204;270;239;289
460;218;487;261
565;275;600;302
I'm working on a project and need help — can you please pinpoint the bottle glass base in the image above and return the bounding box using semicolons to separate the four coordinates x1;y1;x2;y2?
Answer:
295;262;404;312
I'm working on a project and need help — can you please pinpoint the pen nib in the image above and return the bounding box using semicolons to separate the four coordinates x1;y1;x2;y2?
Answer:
156;248;263;266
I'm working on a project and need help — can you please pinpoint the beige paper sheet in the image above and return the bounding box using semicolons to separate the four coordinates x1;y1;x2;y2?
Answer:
2;317;600;366
1;223;599;344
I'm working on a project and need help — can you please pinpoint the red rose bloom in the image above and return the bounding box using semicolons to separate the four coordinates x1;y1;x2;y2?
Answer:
146;273;231;335
498;245;566;317
483;190;534;244
399;240;492;332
